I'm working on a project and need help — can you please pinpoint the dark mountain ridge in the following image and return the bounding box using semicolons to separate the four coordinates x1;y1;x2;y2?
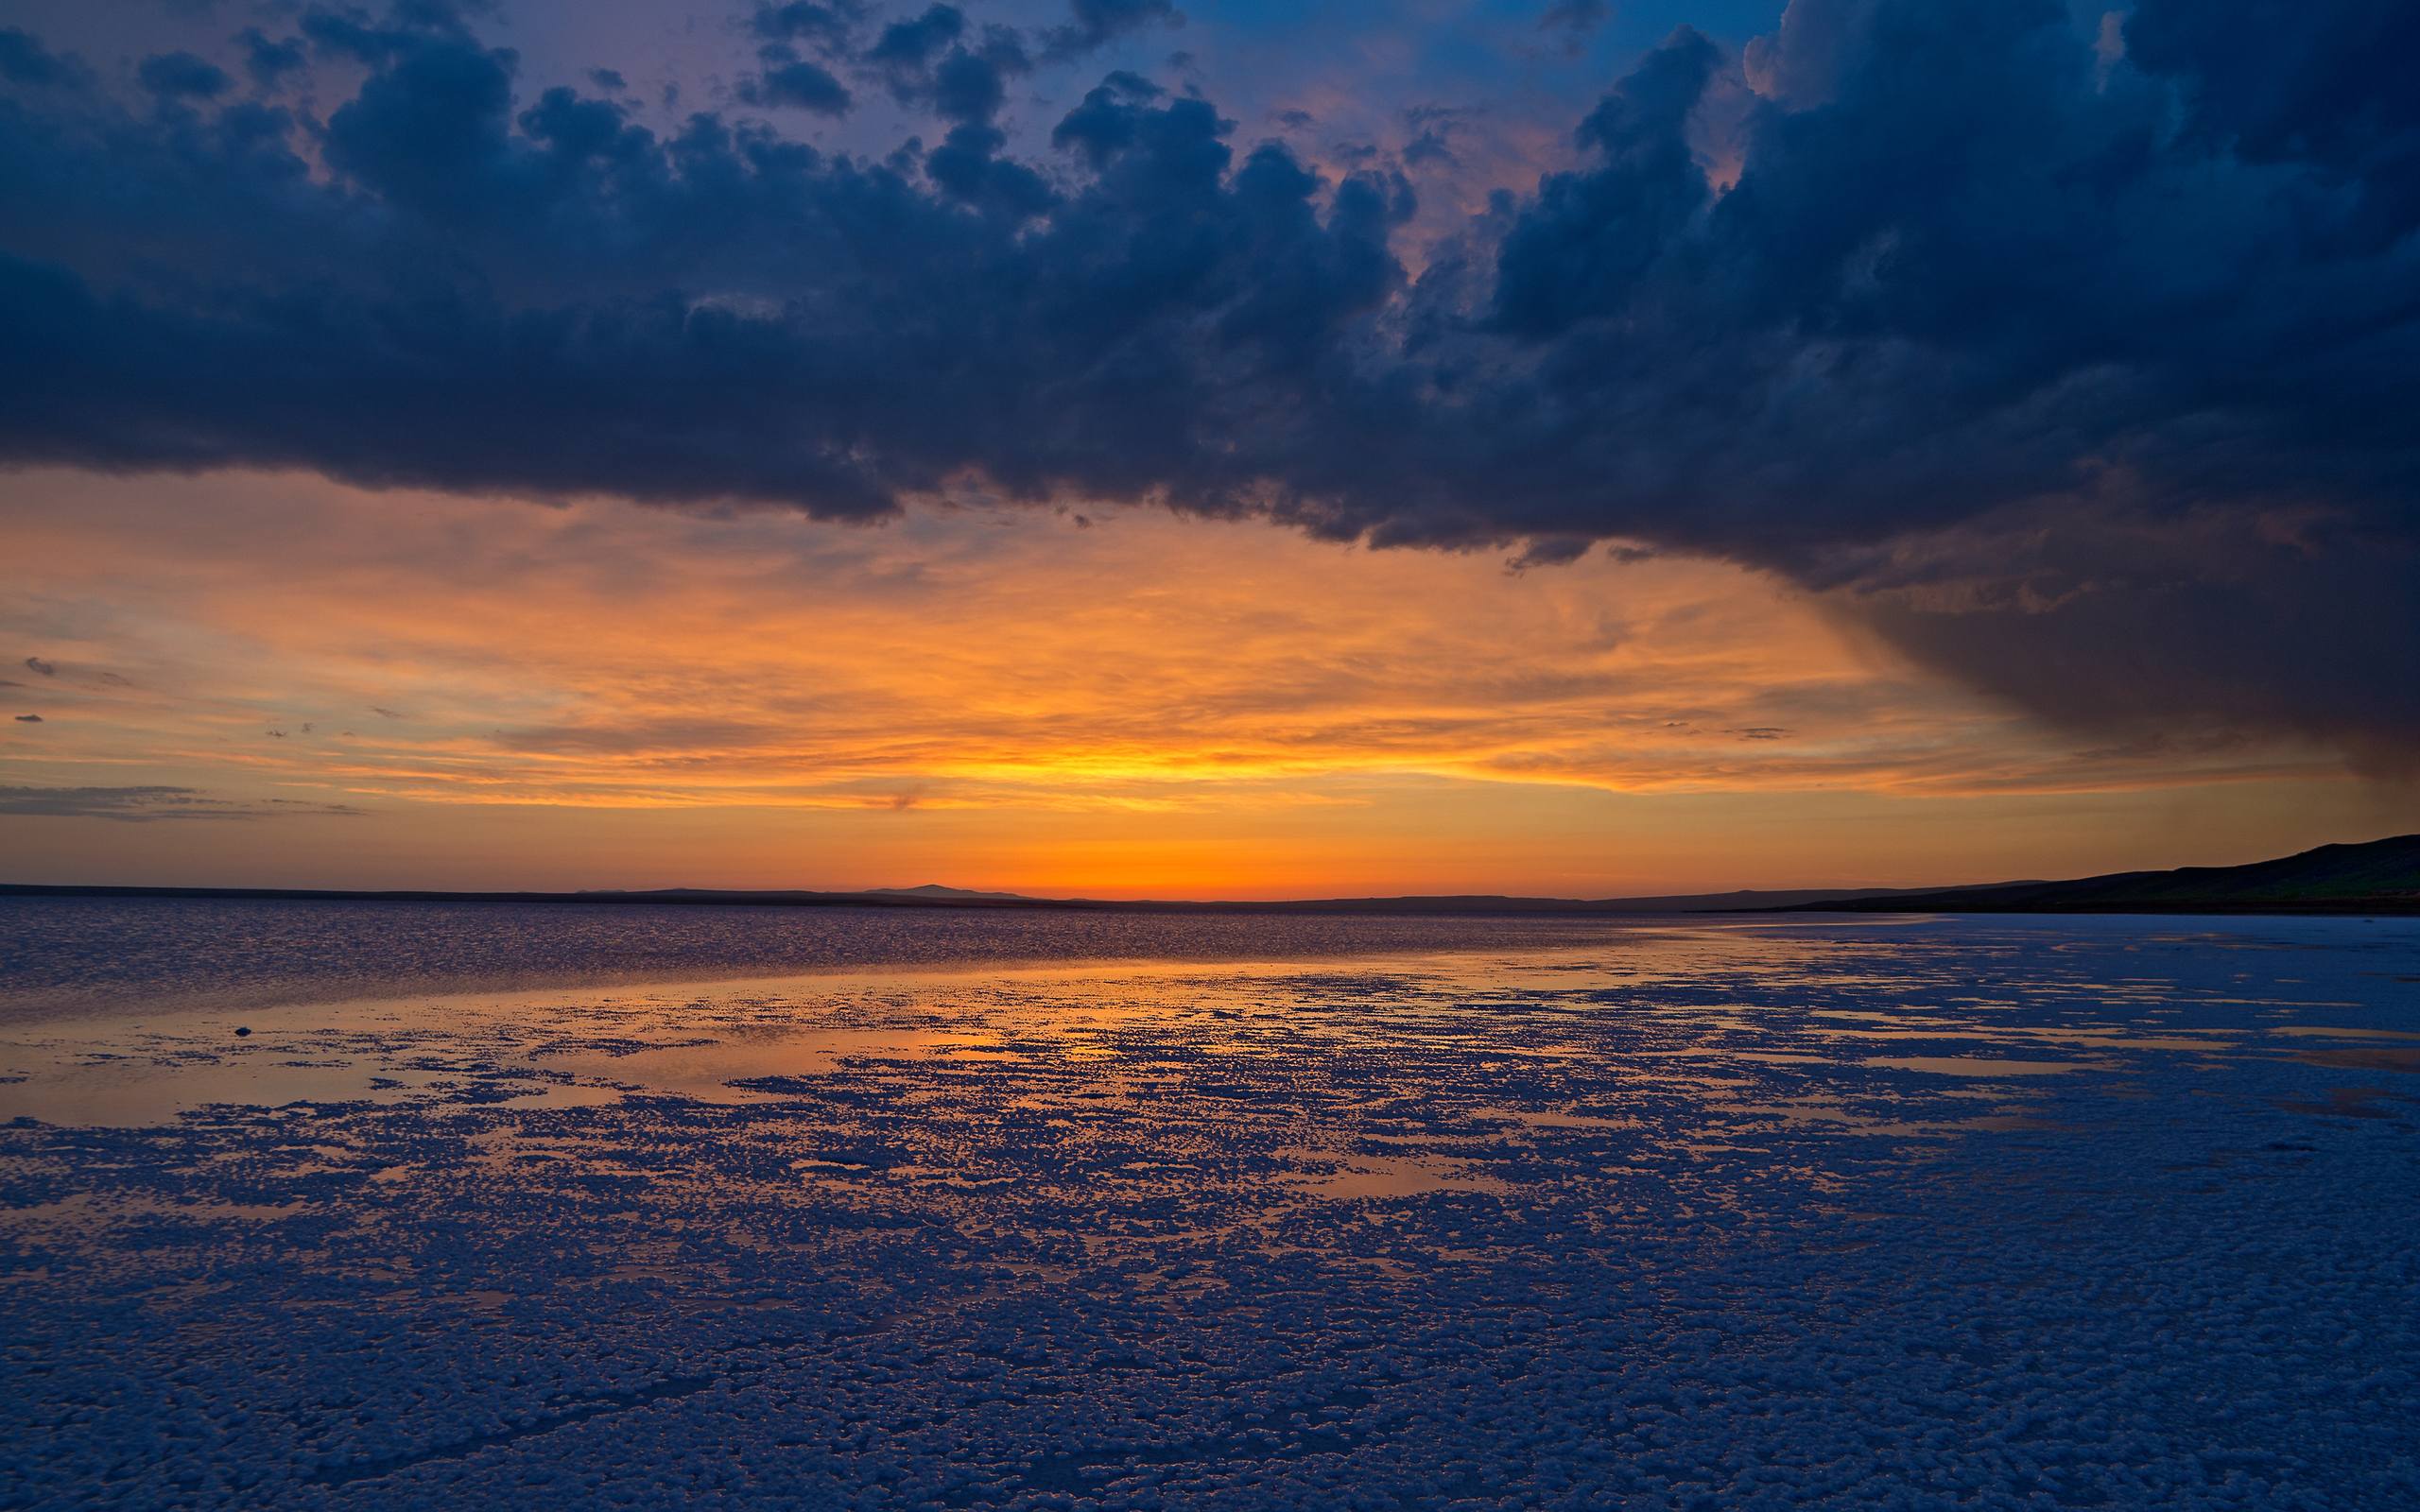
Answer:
1788;834;2420;916
0;881;1976;917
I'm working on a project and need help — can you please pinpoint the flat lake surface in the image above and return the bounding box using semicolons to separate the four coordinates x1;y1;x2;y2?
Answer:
4;902;2417;1509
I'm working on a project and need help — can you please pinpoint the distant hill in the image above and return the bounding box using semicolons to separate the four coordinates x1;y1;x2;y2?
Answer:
863;884;1035;902
1792;834;2420;916
0;880;1988;917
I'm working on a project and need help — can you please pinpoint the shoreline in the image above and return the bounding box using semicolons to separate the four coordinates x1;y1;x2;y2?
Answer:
9;881;2414;919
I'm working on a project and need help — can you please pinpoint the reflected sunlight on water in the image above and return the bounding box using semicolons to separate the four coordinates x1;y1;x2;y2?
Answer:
4;905;2418;1509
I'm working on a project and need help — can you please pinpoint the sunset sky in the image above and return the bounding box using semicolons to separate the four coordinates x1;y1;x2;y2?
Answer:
4;0;2416;896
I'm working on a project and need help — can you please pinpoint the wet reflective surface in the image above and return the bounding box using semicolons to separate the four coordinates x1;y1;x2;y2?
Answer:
4;910;2418;1508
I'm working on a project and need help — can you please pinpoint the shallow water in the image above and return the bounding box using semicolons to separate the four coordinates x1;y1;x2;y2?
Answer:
0;896;1709;1023
3;904;2417;1509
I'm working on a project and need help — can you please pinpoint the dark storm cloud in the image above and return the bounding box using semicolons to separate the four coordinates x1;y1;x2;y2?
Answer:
239;28;308;90
752;2;863;53
739;50;853;115
1;0;2416;763
1040;0;1183;62
0;27;88;89
25;658;57;677
739;2;1040;131
864;3;964;74
854;5;1033;130
137;52;233;99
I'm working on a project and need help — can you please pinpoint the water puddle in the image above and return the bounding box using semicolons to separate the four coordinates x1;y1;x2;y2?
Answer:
1862;1057;2089;1077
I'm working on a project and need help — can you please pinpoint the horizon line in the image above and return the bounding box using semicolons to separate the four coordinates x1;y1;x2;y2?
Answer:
6;831;2411;917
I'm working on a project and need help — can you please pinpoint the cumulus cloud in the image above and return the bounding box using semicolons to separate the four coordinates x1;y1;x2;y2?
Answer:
740;51;853;115
1041;0;1183;62
0;0;2415;763
238;29;307;91
0;27;89;89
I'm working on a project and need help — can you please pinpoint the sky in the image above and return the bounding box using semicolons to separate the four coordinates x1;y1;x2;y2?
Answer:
2;0;2416;897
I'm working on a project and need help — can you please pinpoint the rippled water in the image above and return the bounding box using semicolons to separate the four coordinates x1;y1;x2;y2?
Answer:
3;903;2417;1509
0;896;1673;1022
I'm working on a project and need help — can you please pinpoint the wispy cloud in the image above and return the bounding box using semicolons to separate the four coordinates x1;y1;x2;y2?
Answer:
1;470;2357;823
0;785;364;821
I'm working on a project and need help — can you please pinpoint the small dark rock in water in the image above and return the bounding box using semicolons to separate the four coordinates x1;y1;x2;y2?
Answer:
233;1026;251;1038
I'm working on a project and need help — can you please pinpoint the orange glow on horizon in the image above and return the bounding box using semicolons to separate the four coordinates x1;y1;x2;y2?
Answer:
2;468;2407;897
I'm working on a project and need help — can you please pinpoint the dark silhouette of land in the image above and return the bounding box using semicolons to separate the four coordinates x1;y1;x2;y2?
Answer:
6;834;2413;916
0;880;1940;916
1786;833;2420;916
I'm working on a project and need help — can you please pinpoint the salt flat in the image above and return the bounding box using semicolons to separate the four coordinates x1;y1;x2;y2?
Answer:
3;912;2416;1510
